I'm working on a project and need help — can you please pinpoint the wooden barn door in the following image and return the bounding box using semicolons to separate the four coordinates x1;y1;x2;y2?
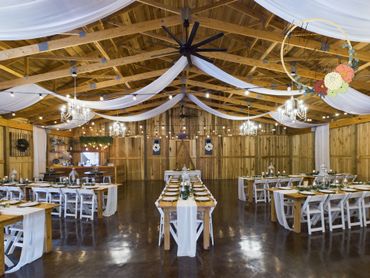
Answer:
175;140;195;169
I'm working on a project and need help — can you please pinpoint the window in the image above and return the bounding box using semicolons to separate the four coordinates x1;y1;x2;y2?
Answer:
80;152;99;166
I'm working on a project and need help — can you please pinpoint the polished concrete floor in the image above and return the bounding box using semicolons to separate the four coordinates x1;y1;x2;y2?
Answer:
6;180;370;278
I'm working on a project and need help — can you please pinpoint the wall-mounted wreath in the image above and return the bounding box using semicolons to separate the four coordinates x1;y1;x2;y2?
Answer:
16;138;30;152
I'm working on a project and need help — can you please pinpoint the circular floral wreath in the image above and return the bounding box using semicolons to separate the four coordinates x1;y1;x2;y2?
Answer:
205;142;213;152
152;143;160;152
280;18;358;97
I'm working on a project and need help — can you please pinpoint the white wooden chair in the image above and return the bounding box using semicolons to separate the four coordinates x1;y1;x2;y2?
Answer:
345;174;357;183
8;186;24;200
48;187;63;217
301;195;328;235
61;188;79;219
324;193;348;231
264;179;279;202
78;189;97;220
156;204;178;246
0;186;9;200
289;177;303;187
277;178;290;188
345;192;364;229
102;176;112;183
32;187;49;202
253;179;267;203
362;192;370;226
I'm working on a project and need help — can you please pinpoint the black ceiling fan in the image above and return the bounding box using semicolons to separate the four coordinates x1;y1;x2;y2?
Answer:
157;19;227;65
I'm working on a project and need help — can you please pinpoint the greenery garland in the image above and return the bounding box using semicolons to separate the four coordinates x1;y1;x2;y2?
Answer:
79;136;113;146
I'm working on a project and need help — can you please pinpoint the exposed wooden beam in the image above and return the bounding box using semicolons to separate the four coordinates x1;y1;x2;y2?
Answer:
330;114;370;129
0;48;174;90
0;16;181;61
195;16;370;63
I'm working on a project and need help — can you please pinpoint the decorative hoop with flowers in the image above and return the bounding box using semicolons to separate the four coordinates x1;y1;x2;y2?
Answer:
280;18;358;97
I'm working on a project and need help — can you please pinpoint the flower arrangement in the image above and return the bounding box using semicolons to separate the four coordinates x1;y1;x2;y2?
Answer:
280;18;358;98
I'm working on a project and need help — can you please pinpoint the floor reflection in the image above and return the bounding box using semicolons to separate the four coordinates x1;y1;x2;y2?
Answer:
5;180;370;278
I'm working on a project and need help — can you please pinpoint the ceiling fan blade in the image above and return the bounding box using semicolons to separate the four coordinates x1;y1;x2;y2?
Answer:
192;52;214;64
196;48;227;52
151;50;179;58
187;21;200;46
161;25;183;46
185;54;193;67
192;32;224;49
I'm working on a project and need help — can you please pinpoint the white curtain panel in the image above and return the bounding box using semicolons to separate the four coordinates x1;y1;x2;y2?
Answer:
323;87;370;115
192;55;302;96
315;124;330;170
255;0;370;42
96;93;185;122
0;0;134;40
33;126;47;178
269;111;322;129
0;84;50;114
187;94;269;120
51;56;188;110
1;207;45;273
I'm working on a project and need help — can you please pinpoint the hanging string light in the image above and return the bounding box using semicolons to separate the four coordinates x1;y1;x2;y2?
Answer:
60;71;91;122
239;105;258;136
109;121;127;137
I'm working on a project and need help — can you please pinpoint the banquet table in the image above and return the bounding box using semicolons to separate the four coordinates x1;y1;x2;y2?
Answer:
0;202;58;275
157;180;216;253
164;170;201;182
268;185;370;233
23;183;120;218
238;174;316;203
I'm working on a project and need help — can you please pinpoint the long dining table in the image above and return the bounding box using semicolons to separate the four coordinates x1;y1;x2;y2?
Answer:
238;174;316;203
157;178;216;251
268;185;370;233
0;202;58;275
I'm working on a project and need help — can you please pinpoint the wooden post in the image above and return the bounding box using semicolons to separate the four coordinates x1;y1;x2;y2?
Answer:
143;122;148;181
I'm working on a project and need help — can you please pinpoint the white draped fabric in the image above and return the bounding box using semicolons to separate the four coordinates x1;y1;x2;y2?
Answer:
192;55;302;96
255;0;370;42
101;184;118;217
33;126;47;179
269;111;321;129
45;113;95;130
273;190;298;231
323;88;370;115
0;0;134;40
187;94;269;120
0;84;50;114
51;56;188;110
176;199;197;257
1;207;45;273
96;93;185;122
315;124;330;170
238;177;247;201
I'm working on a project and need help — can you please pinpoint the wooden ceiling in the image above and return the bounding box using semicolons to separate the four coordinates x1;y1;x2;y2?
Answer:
1;0;370;126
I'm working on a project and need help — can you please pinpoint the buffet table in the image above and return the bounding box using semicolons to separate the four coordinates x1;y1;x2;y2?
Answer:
164;170;201;182
43;166;117;183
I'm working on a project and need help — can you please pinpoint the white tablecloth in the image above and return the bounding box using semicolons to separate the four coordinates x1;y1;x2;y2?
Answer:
176;198;197;257
238;177;249;201
1;206;45;273
273;190;298;231
164;170;201;182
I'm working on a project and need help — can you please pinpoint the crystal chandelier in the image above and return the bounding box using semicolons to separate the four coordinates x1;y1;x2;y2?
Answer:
240;106;258;136
109;121;127;137
60;72;91;122
277;96;307;122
